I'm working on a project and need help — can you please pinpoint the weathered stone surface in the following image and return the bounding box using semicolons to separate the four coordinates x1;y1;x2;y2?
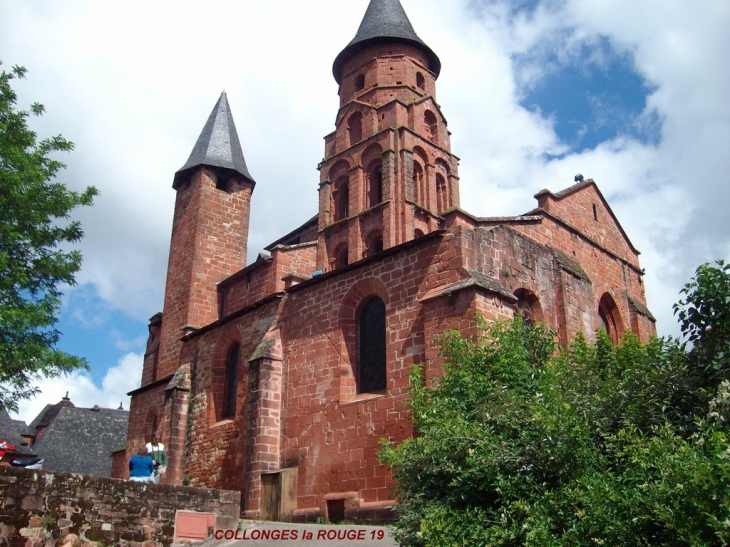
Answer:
0;467;239;547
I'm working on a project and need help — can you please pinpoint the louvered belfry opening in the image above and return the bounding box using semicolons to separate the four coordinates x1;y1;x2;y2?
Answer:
357;297;386;393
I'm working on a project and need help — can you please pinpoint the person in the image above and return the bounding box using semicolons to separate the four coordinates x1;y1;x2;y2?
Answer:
145;431;167;483
128;446;154;482
55;533;81;547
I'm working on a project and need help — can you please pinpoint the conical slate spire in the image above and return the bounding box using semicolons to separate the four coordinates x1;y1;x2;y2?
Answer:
175;91;255;186
333;0;441;83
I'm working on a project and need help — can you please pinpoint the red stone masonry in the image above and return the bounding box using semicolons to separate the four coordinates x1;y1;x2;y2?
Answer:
155;167;253;382
125;3;656;525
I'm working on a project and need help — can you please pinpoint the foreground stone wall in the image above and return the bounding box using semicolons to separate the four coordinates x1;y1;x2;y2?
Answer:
0;466;240;547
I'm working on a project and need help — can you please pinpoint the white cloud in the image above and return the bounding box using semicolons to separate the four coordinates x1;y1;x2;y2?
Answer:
10;353;143;426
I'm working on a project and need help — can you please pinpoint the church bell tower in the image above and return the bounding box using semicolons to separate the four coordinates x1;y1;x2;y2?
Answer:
317;0;460;271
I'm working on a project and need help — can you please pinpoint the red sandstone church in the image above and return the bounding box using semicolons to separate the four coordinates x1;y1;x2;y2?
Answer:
122;0;656;522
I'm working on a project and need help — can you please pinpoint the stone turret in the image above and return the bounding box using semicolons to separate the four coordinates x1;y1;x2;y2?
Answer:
154;92;256;381
317;0;460;270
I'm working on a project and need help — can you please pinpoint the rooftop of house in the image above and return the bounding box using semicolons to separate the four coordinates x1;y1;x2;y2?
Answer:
2;395;128;476
31;404;129;477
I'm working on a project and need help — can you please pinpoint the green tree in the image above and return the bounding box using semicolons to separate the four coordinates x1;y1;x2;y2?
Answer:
0;63;97;411
675;260;730;386
380;307;730;545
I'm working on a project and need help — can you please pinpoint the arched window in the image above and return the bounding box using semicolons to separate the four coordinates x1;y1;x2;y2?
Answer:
424;110;438;143
358;297;386;393
334;178;349;221
355;74;365;91
598;293;623;345
223;342;240;419
334;245;349;269
436;174;447;212
513;288;543;325
413;162;425;207
348;112;362;145
367;166;383;208
365;231;383;257
416;72;425;90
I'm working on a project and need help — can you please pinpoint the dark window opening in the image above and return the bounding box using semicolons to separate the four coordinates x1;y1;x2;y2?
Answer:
367;167;383;208
424;110;438;143
371;237;383;254
513;288;543;325
358;297;386;393
598;294;622;345
223;343;240;418
365;232;384;257
416;72;425;90
355;74;365;91
593;203;598;221
348;112;363;145
334;246;349;269
334;179;349;221
216;175;232;193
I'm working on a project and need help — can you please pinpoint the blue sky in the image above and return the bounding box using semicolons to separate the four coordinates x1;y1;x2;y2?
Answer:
518;37;661;154
1;0;729;424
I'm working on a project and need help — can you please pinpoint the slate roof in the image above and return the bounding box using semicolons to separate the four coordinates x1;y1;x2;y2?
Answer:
333;0;441;83
32;406;129;477
0;407;32;455
175;91;256;186
26;394;75;434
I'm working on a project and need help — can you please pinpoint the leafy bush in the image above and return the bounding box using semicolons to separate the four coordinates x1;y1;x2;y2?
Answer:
381;262;730;546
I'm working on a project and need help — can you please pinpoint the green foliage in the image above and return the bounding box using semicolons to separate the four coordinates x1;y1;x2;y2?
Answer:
380;315;730;546
0;63;97;411
675;260;730;385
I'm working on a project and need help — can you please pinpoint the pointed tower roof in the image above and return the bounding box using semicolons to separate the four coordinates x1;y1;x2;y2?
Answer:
175;92;255;187
333;0;441;83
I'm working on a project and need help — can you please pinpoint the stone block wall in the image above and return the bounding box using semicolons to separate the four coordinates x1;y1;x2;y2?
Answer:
0;466;240;547
183;298;282;495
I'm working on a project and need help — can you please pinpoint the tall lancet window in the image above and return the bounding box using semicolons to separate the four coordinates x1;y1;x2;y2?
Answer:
367;166;383;208
598;293;623;346
334;178;350;221
223;342;240;419
358;297;386;393
424;110;438;143
348;112;363;145
436;174;448;212
413;162;425;207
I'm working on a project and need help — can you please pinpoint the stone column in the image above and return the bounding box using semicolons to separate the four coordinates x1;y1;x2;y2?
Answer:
162;362;191;485
243;334;284;518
